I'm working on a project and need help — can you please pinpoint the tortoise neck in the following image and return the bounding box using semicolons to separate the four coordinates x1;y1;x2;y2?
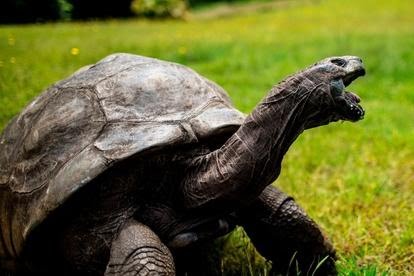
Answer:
232;76;322;189
184;75;332;209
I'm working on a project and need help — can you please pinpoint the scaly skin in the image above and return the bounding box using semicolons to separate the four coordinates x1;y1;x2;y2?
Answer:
240;186;337;275
105;220;175;276
173;186;337;275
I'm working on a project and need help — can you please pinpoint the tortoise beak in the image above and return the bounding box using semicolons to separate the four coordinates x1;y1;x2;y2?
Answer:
329;56;366;121
342;58;366;87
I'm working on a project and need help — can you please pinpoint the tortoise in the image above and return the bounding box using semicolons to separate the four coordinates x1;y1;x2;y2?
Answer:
0;53;365;275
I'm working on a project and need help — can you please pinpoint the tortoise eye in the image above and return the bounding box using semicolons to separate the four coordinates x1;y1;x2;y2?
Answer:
331;58;347;67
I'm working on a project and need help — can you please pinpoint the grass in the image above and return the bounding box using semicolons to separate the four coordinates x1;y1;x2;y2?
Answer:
1;0;413;274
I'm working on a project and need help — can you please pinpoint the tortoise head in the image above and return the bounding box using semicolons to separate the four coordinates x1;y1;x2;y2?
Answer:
304;56;366;122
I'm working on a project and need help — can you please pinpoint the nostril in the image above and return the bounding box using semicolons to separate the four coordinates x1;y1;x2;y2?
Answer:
331;58;347;67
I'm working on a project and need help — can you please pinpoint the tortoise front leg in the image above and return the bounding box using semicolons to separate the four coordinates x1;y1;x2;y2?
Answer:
105;219;175;276
239;186;337;276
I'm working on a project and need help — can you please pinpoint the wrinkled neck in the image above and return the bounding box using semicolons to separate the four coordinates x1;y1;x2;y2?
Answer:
183;75;331;209
240;76;321;164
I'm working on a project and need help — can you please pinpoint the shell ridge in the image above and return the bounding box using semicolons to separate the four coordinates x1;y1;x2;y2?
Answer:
90;87;109;123
182;97;224;121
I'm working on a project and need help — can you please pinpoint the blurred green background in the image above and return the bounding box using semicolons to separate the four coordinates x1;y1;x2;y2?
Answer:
0;0;413;274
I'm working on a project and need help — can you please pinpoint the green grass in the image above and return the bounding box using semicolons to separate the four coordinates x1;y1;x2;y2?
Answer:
1;0;413;274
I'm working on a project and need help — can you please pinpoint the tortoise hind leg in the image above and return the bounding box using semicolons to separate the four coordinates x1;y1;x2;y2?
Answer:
239;186;337;276
105;219;175;275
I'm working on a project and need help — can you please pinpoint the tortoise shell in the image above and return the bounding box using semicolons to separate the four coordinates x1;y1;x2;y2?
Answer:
0;53;245;259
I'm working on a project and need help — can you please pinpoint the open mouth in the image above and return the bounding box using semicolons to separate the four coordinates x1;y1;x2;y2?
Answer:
331;58;366;122
343;67;366;87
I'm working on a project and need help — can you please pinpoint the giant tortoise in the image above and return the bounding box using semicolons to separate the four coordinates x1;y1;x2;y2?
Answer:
0;54;365;275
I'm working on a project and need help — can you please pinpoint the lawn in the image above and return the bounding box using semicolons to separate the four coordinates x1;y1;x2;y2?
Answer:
0;0;413;274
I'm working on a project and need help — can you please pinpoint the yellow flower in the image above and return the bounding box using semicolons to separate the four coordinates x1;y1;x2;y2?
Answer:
8;36;15;46
71;47;80;56
10;57;16;64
